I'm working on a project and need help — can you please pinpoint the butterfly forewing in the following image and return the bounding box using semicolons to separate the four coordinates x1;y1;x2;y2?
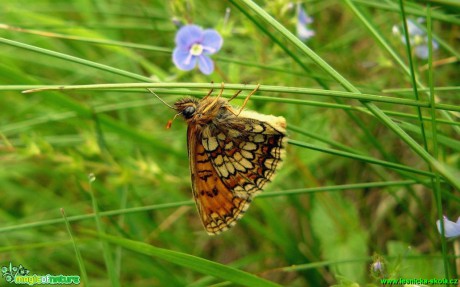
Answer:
176;94;286;235
188;125;251;234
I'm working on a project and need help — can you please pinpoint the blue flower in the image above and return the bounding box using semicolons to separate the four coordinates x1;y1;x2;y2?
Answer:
372;260;383;273
172;24;223;75
436;215;460;238
296;4;315;41
392;18;438;59
369;254;386;279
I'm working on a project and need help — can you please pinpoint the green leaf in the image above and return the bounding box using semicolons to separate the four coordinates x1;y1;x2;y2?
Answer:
311;194;368;282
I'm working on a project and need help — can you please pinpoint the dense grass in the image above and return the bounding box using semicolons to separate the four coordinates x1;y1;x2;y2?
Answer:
1;0;459;286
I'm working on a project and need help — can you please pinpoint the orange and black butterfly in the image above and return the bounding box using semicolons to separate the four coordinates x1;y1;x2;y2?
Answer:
152;84;286;235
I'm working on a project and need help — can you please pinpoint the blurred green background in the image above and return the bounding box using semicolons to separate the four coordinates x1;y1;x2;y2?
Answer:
0;0;459;286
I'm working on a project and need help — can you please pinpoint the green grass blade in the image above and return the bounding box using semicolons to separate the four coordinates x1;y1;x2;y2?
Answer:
87;174;120;287
343;0;460;133
398;0;428;151
426;4;450;278
61;208;89;287
0;37;153;82
288;139;434;177
84;230;282;287
341;0;460;189
18;83;460;113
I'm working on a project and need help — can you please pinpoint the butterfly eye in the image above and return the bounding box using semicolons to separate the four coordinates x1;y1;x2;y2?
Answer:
183;106;196;119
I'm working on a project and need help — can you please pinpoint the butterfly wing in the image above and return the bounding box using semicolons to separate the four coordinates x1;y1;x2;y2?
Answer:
187;125;251;235
201;111;287;199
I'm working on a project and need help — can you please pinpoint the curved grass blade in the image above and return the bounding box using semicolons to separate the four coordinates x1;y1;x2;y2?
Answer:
84;230;282;287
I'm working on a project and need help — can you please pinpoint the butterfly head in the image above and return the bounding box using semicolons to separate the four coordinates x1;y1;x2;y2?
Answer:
175;98;199;120
174;97;228;126
174;98;198;120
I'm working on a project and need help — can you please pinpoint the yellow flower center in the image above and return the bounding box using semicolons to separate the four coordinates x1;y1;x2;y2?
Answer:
413;35;424;46
190;43;203;56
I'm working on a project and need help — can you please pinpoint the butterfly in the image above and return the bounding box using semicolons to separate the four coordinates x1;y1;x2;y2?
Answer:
153;84;287;235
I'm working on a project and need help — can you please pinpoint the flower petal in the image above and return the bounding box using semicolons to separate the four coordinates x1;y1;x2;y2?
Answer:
201;29;223;54
431;39;439;50
172;48;197;71
297;22;315;41
437;216;460;238
296;4;314;41
298;4;313;25
197;55;214;75
406;19;423;36
415;45;429;59
175;25;203;49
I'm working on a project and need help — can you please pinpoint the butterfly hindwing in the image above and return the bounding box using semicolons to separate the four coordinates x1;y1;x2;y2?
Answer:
201;114;286;199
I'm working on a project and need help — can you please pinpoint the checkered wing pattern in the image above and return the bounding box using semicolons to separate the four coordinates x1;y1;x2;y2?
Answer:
188;125;252;234
190;112;286;234
202;114;286;198
176;94;286;235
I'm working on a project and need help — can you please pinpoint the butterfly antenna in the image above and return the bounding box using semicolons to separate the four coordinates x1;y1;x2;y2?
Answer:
147;88;179;129
166;112;182;129
147;88;175;110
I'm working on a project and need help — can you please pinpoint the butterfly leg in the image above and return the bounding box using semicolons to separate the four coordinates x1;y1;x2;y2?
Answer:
226;84;261;116
227;90;242;102
202;82;225;114
202;81;215;101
